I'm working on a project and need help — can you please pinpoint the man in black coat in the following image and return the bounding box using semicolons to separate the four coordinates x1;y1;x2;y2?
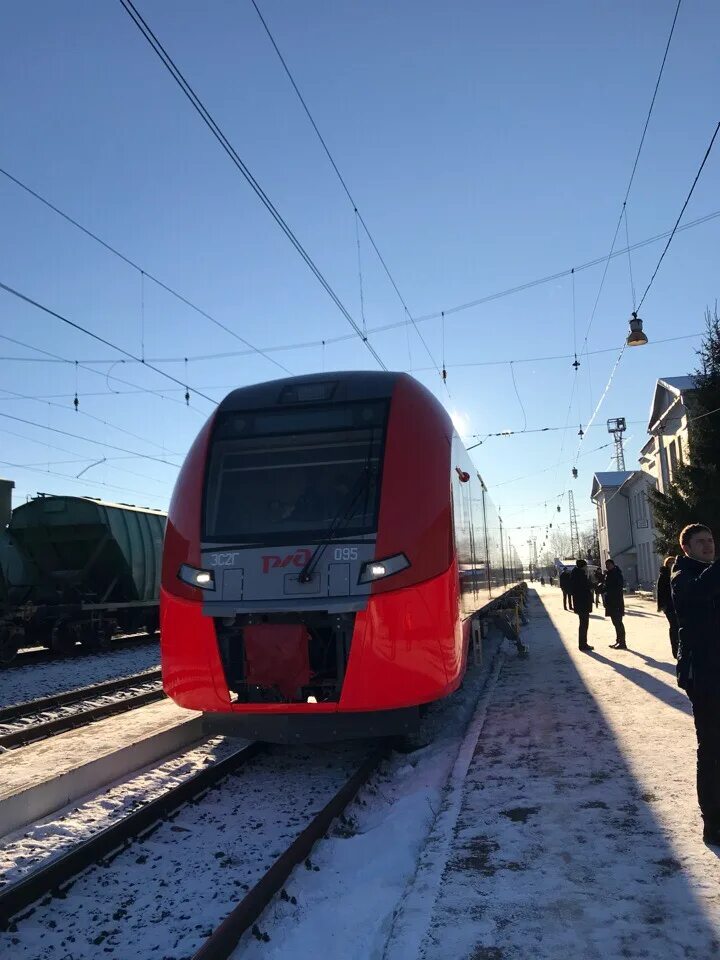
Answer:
603;559;626;650
671;523;720;846
657;555;679;659
559;569;573;611
570;558;593;651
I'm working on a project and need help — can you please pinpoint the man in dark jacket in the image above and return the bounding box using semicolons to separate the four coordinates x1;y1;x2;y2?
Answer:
570;558;593;651
559;569;573;611
671;523;720;846
657;555;679;659
603;559;626;650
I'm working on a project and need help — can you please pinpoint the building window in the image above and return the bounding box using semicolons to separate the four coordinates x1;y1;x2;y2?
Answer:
677;437;684;465
669;441;678;480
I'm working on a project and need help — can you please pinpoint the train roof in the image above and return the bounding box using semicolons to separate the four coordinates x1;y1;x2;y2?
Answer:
18;494;167;517
217;370;407;412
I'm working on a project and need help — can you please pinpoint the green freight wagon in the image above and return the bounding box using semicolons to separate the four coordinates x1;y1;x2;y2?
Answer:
9;495;167;653
0;527;39;664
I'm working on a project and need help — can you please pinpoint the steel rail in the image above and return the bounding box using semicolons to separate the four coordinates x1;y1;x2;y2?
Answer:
0;667;162;723
0;741;264;928
191;748;386;960
0;686;165;750
6;631;159;669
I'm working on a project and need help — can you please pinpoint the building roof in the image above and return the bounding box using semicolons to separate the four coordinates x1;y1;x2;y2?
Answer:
648;376;697;431
617;470;656;497
659;376;696;393
591;471;634;499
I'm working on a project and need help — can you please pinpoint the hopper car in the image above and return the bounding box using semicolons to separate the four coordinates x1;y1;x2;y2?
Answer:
0;494;166;664
161;371;523;742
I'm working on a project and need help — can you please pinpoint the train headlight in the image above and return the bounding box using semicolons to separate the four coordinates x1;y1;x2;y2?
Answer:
358;553;410;584
178;563;216;591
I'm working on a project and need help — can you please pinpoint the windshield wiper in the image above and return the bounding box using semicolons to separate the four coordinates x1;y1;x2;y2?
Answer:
297;465;375;584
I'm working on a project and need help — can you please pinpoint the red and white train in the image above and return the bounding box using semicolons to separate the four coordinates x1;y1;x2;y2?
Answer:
160;371;522;741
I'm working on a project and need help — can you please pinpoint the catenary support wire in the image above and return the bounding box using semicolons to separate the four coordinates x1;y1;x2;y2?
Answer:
249;0;444;381
118;0;387;371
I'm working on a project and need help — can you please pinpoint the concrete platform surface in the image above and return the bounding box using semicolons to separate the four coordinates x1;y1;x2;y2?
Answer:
417;586;720;960
0;699;202;837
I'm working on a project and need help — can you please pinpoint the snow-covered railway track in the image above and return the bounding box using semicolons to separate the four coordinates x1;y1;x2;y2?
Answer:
0;672;164;750
0;741;264;927
0;740;383;958
8;632;159;669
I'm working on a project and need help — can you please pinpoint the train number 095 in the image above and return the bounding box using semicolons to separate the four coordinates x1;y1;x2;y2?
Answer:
333;547;358;561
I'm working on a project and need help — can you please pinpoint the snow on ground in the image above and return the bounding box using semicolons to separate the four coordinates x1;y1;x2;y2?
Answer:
0;736;242;886
5;589;714;959
234;632;506;959
0;642;160;708
233;589;720;960
1;740;369;959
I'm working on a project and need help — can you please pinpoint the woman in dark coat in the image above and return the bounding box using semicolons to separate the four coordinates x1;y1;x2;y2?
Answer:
656;555;679;658
603;559;626;649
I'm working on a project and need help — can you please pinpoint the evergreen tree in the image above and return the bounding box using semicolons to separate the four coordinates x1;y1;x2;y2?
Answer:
650;307;720;554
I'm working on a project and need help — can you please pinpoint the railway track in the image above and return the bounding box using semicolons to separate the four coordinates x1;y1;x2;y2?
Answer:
0;669;164;750
0;741;385;957
7;631;159;669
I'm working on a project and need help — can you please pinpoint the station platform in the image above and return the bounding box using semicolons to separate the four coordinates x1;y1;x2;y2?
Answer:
0;700;202;838
417;586;720;959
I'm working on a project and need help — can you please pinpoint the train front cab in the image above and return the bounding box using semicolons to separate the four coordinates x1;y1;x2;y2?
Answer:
160;372;465;741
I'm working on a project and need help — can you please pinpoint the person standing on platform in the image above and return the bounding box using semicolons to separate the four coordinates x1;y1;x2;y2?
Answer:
671;523;720;847
570;558;593;651
603;559;627;650
560;568;573;610
657;556;679;659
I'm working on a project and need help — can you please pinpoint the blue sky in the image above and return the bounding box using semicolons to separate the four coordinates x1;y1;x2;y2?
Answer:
1;0;718;564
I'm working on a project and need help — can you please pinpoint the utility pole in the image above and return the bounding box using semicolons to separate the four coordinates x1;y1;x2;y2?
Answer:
591;517;600;564
499;511;507;586
568;490;580;559
606;417;627;471
526;535;537;578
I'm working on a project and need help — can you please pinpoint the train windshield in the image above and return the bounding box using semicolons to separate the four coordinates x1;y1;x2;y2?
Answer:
203;401;388;544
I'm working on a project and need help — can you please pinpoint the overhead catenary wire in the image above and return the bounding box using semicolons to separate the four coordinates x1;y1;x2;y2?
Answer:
508;362;527;431
573;120;720;465
0;457;168;505
0;280;217;405
0;332;205;422
118;0;386;371
3;328;704;410
3;170;716;373
0;424;174;486
623;206;637;310
636;120;720;312
249;0;445;385
0;410;181;468
467;417;649;445
410;208;719;328
489;441;614;489
573;343;627;466
4;327;705;374
578;0;683;356
0;166;292;377
549;0;684;497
